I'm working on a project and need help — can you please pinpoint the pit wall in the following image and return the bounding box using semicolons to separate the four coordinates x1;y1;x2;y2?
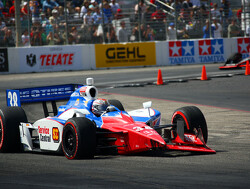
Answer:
0;37;249;74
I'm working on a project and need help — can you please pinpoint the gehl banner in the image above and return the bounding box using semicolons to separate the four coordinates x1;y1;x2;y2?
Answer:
0;48;9;72
95;42;156;68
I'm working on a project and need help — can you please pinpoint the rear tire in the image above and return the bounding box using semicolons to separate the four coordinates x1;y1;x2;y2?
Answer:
172;106;208;143
0;106;27;153
62;117;96;159
108;99;125;111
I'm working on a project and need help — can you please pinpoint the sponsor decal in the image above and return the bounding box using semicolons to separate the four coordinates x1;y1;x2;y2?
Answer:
20;87;73;98
26;53;74;67
0;48;9;72
95;43;156;67
26;54;37;67
74;99;80;106
52;127;59;143
169;41;195;64
237;38;250;58
38;126;51;142
198;39;225;63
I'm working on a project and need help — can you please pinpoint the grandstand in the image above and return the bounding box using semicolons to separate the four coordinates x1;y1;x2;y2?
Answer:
0;0;249;47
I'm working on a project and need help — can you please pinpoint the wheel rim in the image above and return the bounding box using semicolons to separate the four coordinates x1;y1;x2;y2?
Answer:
64;130;76;155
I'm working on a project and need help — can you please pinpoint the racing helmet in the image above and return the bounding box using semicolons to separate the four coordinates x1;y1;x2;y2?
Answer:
92;98;108;116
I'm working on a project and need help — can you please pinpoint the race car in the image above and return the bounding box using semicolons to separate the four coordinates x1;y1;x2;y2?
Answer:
219;53;250;70
0;78;215;159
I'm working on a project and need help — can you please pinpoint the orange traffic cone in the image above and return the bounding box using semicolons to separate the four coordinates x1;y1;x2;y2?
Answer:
201;65;208;80
157;69;163;85
245;60;250;76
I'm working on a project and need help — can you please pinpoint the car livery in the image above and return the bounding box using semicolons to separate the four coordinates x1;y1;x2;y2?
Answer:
0;78;215;159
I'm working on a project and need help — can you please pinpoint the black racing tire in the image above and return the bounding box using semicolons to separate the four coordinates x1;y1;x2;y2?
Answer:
172;106;208;143
62;117;96;159
107;99;125;111
0;106;27;153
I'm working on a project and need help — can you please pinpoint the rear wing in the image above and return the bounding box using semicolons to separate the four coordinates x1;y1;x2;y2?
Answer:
6;84;82;116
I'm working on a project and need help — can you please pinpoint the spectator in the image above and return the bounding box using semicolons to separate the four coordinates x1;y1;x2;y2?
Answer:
83;8;94;25
80;0;90;18
40;12;49;27
166;22;176;40
170;0;182;14
114;8;123;20
70;26;80;43
58;6;65;20
131;24;139;42
212;19;222;38
49;9;60;25
21;2;29;17
145;24;155;41
151;7;166;40
211;3;221;20
228;19;240;38
31;30;42;46
93;6;108;25
135;0;146;22
236;6;242;24
30;0;41;24
106;24;117;43
3;29;15;47
109;0;120;15
43;0;59;12
73;6;81;19
117;21;128;42
203;19;215;38
102;2;113;23
21;29;30;46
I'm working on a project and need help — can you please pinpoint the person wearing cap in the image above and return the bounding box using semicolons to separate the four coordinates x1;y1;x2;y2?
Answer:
167;22;176;40
43;0;59;12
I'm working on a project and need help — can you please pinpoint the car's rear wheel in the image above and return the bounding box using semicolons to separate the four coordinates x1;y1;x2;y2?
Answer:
108;99;125;111
172;106;208;143
0;106;27;152
62;117;96;159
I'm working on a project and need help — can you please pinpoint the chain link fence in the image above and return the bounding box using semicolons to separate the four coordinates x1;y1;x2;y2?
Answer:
0;0;249;47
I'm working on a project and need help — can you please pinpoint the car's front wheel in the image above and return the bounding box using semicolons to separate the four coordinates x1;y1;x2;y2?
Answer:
62;117;96;159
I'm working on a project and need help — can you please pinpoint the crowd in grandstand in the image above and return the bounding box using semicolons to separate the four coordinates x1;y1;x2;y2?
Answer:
0;0;248;47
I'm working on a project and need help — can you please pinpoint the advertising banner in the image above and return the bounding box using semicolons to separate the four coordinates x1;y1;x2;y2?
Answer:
236;37;250;59
168;39;226;65
0;48;9;72
95;42;156;68
18;46;84;73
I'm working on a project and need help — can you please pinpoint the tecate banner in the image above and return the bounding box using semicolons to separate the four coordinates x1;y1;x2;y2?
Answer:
18;46;84;72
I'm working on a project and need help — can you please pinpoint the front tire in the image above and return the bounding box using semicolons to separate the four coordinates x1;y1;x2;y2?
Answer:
0;106;27;153
172;106;208;143
62;117;96;159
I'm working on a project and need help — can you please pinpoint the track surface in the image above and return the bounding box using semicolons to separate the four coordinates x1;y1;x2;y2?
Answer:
0;64;250;188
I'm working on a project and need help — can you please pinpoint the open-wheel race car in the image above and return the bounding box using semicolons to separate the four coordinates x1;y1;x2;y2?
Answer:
0;78;215;159
219;53;250;70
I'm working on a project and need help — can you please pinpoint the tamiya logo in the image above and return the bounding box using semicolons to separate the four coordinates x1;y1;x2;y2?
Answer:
26;54;37;67
199;39;224;55
169;41;194;57
169;41;195;64
237;38;249;55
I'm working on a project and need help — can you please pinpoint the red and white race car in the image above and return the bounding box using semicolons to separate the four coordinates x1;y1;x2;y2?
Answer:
0;78;215;159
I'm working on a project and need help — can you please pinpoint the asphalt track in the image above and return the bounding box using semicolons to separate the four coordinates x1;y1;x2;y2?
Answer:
0;64;249;188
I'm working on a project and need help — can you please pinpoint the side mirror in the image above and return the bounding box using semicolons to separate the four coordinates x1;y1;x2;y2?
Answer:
143;101;152;109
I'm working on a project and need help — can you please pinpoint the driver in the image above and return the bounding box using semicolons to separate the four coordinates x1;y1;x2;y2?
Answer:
92;98;109;116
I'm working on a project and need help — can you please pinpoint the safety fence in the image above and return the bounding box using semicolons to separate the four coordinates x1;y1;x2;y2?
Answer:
0;0;249;47
1;37;249;73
